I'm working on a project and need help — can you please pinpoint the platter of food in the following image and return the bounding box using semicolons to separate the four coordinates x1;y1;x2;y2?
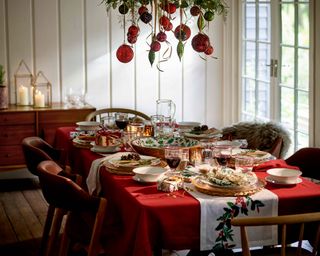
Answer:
104;153;167;175
183;125;221;140
192;167;266;196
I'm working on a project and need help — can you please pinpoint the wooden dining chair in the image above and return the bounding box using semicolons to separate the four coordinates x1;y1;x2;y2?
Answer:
231;212;320;256
37;160;107;256
85;107;151;122
285;147;320;181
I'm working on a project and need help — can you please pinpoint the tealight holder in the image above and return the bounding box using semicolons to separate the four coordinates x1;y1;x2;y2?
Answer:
33;71;52;108
14;60;34;106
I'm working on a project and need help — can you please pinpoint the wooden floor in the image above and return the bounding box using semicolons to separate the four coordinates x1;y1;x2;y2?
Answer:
0;169;48;256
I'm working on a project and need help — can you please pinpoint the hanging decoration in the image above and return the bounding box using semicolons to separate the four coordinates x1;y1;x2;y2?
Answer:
101;0;228;68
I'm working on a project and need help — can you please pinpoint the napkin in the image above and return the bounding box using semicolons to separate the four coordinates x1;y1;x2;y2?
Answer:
252;159;300;172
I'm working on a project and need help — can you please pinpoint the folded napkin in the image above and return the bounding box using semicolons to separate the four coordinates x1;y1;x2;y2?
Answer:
252;159;300;172
86;152;125;195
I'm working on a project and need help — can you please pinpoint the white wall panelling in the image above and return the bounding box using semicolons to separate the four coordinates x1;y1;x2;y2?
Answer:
0;0;228;128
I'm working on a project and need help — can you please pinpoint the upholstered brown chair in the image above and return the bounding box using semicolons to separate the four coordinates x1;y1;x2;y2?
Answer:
21;136;68;176
285;147;320;180
222;121;291;159
37;160;107;256
231;212;320;256
22;136;80;256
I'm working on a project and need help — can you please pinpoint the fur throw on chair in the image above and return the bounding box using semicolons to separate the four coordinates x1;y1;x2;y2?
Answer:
222;121;291;158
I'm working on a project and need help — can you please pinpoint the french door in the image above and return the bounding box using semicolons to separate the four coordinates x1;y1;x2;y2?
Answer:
241;0;312;155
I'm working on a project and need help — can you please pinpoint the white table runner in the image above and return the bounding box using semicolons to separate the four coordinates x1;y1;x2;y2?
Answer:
185;183;278;250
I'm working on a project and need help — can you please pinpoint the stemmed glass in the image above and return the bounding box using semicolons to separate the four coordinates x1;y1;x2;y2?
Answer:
164;147;182;173
212;144;232;170
115;113;129;131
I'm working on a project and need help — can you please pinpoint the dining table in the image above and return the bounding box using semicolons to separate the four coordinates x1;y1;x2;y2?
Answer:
54;126;320;256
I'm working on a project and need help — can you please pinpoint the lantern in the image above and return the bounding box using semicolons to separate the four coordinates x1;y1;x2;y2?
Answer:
14;60;34;106
33;71;52;108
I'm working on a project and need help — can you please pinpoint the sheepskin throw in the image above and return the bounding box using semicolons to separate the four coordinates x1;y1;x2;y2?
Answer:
222;121;291;158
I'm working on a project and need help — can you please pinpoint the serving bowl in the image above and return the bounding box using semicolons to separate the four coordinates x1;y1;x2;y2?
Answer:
266;168;302;183
132;166;167;182
131;137;200;159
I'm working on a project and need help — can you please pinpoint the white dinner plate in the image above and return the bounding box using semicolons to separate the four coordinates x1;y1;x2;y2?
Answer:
265;176;302;186
90;146;120;153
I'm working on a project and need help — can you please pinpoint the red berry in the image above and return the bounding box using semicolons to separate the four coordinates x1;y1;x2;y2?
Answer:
159;16;170;28
127;35;137;44
138;6;148;15
204;45;214;55
163;22;173;31
156;31;167;42
116;44;134;63
190;6;201;16
128;25;140;37
166;3;177;14
150;41;161;52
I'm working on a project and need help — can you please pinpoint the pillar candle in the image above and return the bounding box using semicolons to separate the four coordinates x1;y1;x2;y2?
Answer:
19;85;29;105
35;91;45;107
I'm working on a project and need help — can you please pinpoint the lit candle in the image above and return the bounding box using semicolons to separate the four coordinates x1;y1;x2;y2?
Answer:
34;90;45;107
19;85;29;105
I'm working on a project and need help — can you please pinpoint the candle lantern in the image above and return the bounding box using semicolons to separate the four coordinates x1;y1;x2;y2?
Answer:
33;71;52;108
14;60;34;106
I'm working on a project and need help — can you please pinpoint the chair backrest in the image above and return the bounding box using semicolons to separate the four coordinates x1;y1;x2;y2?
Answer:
221;121;291;158
85;108;151;122
285;147;320;180
231;212;320;256
22;136;64;176
37;160;100;212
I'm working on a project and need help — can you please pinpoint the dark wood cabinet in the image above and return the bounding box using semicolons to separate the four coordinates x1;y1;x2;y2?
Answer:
0;103;95;170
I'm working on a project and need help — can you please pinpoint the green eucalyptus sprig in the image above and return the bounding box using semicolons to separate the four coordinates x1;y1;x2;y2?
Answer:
0;65;6;86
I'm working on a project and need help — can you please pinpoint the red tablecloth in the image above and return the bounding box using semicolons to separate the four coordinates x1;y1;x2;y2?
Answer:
55;127;320;256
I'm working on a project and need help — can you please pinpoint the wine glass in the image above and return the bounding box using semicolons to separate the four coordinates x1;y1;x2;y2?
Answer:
212;144;232;169
115;113;129;130
164;147;182;172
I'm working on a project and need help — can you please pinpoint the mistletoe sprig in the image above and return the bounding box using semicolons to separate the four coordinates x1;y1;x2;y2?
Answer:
212;196;265;252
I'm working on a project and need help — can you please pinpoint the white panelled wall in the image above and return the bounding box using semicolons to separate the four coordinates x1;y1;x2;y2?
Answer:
0;0;238;129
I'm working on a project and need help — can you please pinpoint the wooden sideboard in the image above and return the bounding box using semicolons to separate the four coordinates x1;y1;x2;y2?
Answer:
0;103;95;170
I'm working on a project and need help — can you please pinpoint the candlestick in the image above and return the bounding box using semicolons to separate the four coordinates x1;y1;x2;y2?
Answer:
19;85;29;105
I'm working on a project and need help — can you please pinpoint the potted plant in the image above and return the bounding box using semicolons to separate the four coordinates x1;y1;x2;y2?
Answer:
0;64;8;109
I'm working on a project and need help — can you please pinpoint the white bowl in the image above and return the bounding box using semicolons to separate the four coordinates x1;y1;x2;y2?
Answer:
266;168;302;183
132;166;167;182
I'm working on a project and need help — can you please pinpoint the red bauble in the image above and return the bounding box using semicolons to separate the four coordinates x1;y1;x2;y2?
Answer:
163;22;173;31
138;6;148;15
159;16;170;28
128;25;140;37
116;44;134;63
190;6;201;16
174;24;191;41
191;33;210;52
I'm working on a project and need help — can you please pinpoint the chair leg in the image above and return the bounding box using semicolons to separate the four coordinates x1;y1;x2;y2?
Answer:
58;213;71;256
87;198;107;256
40;205;55;256
45;208;65;256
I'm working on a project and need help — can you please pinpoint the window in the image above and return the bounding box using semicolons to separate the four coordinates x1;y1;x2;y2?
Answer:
241;0;311;155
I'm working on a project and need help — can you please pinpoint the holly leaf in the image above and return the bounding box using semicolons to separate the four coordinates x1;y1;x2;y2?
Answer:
148;50;155;66
177;41;184;61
